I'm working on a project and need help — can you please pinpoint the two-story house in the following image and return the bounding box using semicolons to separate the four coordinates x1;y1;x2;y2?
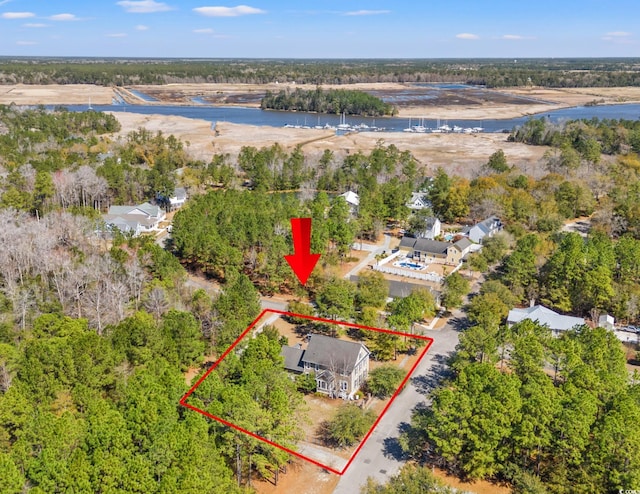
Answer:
281;334;370;400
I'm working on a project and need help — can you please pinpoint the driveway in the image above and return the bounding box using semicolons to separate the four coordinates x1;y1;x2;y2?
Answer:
343;234;392;280
332;312;463;493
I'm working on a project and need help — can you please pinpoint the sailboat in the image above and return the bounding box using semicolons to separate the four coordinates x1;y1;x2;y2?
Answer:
337;112;351;131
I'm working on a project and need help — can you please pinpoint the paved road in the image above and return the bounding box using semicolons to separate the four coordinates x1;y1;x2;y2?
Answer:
332;313;462;493
343;234;392;280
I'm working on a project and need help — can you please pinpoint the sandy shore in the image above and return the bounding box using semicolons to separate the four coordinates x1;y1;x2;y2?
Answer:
3;83;640;120
0;84;114;105
110;112;216;161
111;113;547;178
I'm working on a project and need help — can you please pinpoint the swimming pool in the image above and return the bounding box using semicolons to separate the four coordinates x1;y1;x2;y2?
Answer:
393;260;427;271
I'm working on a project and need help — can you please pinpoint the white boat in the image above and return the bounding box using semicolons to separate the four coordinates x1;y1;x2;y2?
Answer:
403;117;414;132
408;117;426;133
337;112;351;131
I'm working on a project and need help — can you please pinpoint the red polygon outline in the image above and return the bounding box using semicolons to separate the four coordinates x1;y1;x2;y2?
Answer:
179;309;434;476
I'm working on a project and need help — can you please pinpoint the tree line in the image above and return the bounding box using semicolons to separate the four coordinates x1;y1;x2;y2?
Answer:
1;58;640;87
260;88;397;116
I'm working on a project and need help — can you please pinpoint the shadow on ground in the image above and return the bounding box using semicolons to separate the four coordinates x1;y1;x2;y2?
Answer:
411;352;455;395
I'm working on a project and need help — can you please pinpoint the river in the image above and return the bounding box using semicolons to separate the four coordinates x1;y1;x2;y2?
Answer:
65;102;640;133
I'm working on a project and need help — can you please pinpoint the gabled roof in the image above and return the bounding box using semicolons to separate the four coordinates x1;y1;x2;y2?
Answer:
453;237;472;251
507;305;585;331
413;238;450;255
103;213;157;228
102;217;141;233
339;191;360;207
478;215;501;228
424;216;440;230
399;235;418;249
108;202;163;218
407;192;430;208
137;202;162;217
280;346;305;373
303;335;369;375
173;187;187;200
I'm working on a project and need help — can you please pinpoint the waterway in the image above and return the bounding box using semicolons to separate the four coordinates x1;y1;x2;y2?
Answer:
66;102;640;133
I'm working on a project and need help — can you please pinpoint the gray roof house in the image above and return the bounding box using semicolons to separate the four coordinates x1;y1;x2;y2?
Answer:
417;216;441;240
407;192;430;210
399;236;471;266
281;334;370;399
169;187;188;209
105;202;166;232
462;215;502;244
507;304;585;336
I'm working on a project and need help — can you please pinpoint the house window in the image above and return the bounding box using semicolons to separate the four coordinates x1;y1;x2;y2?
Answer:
318;380;327;390
340;380;348;391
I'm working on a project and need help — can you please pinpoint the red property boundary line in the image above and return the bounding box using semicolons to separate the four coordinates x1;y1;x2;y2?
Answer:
179;308;434;476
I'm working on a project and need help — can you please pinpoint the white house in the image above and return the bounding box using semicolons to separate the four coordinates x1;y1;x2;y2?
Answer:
598;314;615;331
418;216;441;240
462;215;502;244
507;304;585;336
103;202;166;235
169;187;188;209
407;192;430;210
339;191;360;216
281;334;370;400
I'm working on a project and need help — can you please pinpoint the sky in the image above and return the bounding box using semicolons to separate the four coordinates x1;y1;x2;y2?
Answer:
0;0;638;58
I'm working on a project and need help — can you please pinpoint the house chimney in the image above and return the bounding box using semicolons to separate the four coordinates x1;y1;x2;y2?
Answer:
529;298;535;308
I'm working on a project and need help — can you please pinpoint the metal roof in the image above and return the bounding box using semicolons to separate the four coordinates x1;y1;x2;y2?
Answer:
507;305;585;331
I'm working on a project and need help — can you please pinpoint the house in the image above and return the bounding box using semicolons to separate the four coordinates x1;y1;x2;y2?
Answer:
280;334;370;399
169;187;188;209
339;191;360;216
507;304;585;336
417;216;441;240
407;192;430;210
100;217;143;238
462;215;502;244
598;314;615;331
103;202;166;235
399;236;471;266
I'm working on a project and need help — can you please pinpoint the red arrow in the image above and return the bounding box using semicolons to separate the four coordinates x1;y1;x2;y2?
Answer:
285;218;321;286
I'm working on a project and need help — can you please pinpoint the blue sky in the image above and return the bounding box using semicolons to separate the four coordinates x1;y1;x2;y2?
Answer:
0;0;638;58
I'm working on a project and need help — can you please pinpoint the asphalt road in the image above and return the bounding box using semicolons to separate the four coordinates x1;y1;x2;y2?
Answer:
332;312;463;493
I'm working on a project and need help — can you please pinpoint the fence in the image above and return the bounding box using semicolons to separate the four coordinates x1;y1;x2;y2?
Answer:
373;264;443;283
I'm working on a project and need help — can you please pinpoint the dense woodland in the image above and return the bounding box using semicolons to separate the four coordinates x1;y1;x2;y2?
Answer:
0;104;640;491
401;321;640;493
1;57;640;87
260;88;396;116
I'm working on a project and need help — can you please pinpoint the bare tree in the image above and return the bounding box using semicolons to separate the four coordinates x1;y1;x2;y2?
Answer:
144;286;169;322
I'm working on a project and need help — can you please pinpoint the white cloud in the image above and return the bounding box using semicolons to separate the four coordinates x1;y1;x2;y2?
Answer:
193;5;266;17
193;28;214;33
343;10;390;16
116;0;172;13
606;31;631;37
16;40;37;45
107;33;127;37
49;13;80;21
456;33;479;40
23;23;48;28
1;11;35;19
501;34;535;40
135;24;149;30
